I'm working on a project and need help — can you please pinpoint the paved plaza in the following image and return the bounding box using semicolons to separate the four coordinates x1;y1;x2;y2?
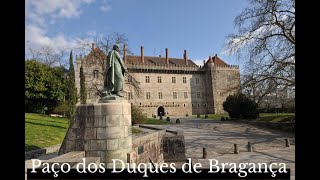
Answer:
153;118;295;180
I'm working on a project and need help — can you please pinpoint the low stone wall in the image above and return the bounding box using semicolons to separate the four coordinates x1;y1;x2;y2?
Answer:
131;130;166;164
129;126;186;164
238;120;295;133
25;144;61;160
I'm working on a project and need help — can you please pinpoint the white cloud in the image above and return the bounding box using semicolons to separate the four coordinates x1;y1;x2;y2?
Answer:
25;24;78;52
25;0;95;57
100;0;112;12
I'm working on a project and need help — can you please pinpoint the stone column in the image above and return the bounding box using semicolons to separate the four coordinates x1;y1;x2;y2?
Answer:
82;100;132;168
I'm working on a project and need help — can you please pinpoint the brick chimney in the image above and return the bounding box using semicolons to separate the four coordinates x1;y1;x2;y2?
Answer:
209;55;213;63
165;48;169;65
92;43;95;51
184;50;188;65
141;46;144;64
214;54;217;63
123;44;126;64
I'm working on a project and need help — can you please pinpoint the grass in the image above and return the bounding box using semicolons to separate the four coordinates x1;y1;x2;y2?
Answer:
25;113;69;152
193;113;229;120
140;118;172;125
258;113;295;122
193;113;295;122
132;128;142;134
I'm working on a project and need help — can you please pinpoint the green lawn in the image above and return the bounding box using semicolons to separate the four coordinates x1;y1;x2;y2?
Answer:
193;113;295;122
140;118;172;125
192;113;229;120
25;113;69;152
258;113;295;122
132;128;142;134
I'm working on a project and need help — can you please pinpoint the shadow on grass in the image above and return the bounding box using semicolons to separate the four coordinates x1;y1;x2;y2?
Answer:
25;121;68;129
25;144;41;152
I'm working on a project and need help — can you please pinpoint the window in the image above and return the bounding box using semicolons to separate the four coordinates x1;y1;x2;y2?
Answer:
173;92;177;99
204;103;207;107
93;70;99;79
197;104;200;107
127;76;132;83
172;77;176;83
196;77;199;84
184;104;186;107
184;92;188;99
158;76;162;83
145;76;150;83
227;75;231;82
128;92;133;100
146;92;151;99
183;77;187;83
158;92;162;99
197;92;201;98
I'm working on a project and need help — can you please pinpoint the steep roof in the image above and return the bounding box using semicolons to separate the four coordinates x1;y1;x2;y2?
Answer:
126;55;198;67
205;55;229;66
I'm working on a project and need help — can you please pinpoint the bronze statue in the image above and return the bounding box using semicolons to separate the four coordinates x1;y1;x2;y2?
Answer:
101;44;127;98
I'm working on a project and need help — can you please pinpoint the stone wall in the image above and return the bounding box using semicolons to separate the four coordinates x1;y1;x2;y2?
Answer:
211;66;240;114
130;130;166;164
125;72;207;116
129;127;186;164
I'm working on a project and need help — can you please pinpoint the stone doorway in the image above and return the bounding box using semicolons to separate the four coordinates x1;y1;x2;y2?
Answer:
157;106;165;116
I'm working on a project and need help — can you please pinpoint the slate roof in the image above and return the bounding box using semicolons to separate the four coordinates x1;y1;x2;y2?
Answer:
126;55;198;67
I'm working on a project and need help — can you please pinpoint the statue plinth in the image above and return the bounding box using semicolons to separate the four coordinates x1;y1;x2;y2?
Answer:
59;100;132;168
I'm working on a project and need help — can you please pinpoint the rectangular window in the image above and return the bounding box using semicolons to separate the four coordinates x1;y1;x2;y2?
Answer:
158;92;162;99
146;92;150;99
227;75;231;82
183;77;187;83
196;77;199;84
197;92;201;98
173;92;177;99
93;70;99;79
158;76;162;83
128;92;133;100
184;92;188;99
145;76;150;83
172;77;176;83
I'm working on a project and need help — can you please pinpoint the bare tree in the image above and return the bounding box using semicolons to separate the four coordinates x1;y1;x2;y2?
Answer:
225;0;295;102
27;45;68;67
76;32;139;99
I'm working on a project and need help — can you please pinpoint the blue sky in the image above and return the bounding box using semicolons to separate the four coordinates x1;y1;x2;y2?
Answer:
25;0;248;67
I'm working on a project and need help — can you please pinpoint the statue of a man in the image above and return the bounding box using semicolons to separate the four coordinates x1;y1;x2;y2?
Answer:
102;44;127;98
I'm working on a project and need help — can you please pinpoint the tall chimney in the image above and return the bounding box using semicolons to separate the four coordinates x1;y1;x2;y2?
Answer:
184;50;188;65
203;60;205;65
209;55;213;63
214;54;217;63
123;44;127;64
165;48;169;65
92;43;95;51
141;46;144;64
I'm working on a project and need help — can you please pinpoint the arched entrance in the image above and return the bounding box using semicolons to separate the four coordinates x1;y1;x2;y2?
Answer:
157;106;165;116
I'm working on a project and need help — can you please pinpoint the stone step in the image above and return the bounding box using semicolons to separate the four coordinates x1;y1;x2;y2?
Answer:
44;151;85;165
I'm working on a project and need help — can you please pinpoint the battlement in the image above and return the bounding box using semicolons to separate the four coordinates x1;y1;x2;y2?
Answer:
214;64;239;69
127;63;206;73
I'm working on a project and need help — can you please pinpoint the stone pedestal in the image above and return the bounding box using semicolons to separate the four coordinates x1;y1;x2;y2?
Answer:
82;100;132;168
58;100;132;169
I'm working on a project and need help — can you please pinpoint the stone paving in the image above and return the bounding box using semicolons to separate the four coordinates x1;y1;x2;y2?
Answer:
25;117;295;180
155;117;295;180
